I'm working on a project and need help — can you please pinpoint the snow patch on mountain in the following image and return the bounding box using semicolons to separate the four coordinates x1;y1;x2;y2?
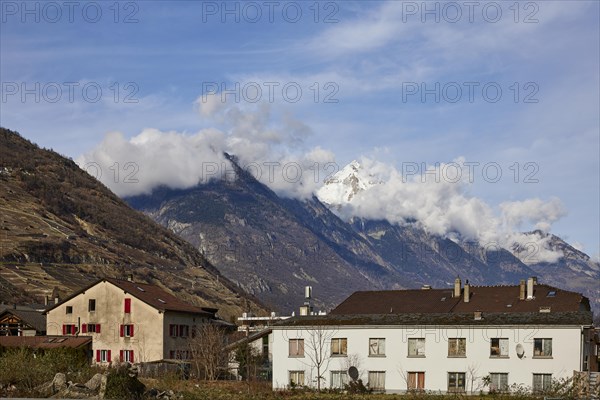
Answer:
317;160;382;206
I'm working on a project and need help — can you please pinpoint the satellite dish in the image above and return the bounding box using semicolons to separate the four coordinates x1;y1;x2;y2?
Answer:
516;343;525;358
348;366;359;381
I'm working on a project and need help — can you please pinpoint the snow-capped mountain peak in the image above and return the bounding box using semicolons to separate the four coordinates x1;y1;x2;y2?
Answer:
317;160;381;206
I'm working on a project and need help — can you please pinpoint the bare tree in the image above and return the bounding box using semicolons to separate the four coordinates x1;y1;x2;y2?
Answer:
285;325;338;391
467;363;481;395
188;323;228;380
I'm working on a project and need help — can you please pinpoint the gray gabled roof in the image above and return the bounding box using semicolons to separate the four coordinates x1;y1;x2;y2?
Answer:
0;308;47;332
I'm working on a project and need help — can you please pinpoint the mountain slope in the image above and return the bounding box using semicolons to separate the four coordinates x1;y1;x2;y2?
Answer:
0;128;265;320
128;157;599;316
127;156;554;314
127;155;402;312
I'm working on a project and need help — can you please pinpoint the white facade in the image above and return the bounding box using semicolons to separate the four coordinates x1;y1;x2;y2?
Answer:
272;323;591;393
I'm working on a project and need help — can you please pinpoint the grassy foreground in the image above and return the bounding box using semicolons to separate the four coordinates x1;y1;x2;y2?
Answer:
140;380;548;400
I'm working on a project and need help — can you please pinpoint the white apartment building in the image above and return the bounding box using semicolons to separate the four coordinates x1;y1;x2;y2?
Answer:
271;278;596;393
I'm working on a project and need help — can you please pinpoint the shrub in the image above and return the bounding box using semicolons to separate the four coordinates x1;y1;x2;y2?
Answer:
0;346;92;393
104;364;145;400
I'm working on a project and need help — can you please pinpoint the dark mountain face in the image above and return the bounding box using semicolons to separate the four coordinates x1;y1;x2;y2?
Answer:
124;156;599;315
0;128;265;320
349;218;540;286
127;159;399;312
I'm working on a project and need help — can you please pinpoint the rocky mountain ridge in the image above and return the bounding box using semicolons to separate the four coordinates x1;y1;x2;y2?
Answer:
127;156;600;315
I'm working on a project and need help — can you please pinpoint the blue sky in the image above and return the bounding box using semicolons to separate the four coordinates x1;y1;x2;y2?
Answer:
1;1;599;259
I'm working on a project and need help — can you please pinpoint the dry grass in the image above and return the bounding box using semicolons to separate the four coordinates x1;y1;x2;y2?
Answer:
138;380;547;400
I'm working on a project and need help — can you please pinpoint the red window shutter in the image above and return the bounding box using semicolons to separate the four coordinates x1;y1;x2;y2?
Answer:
96;350;101;362
130;325;134;337
119;350;124;362
130;350;134;363
96;324;101;333
124;298;131;313
62;325;67;335
82;324;87;333
107;350;111;363
120;325;124;337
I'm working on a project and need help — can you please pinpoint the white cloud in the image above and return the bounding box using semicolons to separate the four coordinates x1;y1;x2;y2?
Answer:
500;197;566;233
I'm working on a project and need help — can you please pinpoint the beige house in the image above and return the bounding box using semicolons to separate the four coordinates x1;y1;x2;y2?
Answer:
45;278;220;364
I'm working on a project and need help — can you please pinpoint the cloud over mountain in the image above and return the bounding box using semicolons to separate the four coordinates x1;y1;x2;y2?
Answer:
78;97;571;261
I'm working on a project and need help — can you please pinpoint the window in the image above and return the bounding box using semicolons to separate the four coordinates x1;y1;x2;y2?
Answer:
289;339;304;357
262;336;269;356
448;372;466;392
408;372;425;391
533;373;552;392
178;325;189;337
120;350;134;363
489;373;509;392
62;324;77;335
96;349;111;363
66;306;73;314
330;370;349;389
120;324;134;337
169;324;178;337
82;323;101;333
408;338;425;357
369;338;385;356
124;298;131;313
331;338;348;356
169;350;190;359
533;338;552;357
448;338;466;357
490;338;509;357
368;371;386;391
88;299;96;312
289;371;305;386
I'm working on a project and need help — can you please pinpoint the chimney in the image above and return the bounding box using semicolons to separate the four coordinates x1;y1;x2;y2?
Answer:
44;295;49;306
526;277;535;300
54;296;59;305
463;281;470;303
304;286;312;300
474;311;482;320
127;274;134;282
454;277;461;298
519;280;526;301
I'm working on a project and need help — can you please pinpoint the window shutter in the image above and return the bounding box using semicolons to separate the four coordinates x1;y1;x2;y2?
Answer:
120;350;124;362
120;325;124;337
62;325;67;335
130;350;134;363
96;324;101;334
130;325;134;337
124;298;131;313
96;350;101;362
107;350;111;363
82;324;87;333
